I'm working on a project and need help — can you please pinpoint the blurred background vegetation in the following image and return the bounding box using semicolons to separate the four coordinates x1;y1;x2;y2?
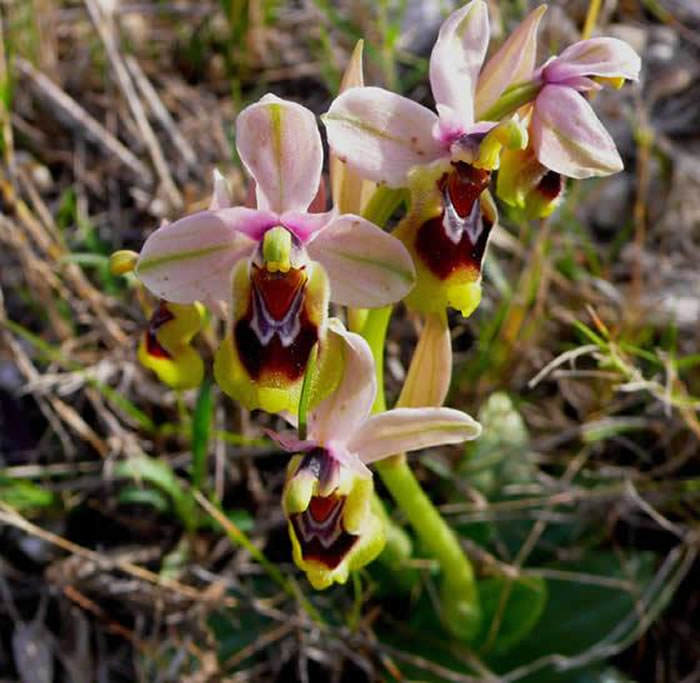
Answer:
1;0;699;680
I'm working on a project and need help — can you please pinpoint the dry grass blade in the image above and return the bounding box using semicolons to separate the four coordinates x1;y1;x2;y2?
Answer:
125;55;198;172
84;0;182;209
14;57;152;183
0;501;236;607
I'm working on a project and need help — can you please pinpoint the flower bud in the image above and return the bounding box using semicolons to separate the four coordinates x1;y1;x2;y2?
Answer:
109;250;139;276
138;300;205;390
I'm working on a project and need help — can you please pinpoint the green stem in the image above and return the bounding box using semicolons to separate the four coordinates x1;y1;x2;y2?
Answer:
360;306;392;413
359;309;482;640
361;185;407;228
479;80;541;123
374;457;481;640
358;185;481;640
297;342;318;441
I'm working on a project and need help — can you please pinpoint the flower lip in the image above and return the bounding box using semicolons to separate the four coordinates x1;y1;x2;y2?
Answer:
290;494;359;570
145;301;175;359
249;265;307;347
234;267;319;380
413;162;493;280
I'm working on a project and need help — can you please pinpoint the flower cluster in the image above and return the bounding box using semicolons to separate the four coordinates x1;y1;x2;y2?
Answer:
121;2;639;593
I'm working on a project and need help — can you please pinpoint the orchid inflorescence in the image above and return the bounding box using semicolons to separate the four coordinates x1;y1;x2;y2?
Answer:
113;1;639;639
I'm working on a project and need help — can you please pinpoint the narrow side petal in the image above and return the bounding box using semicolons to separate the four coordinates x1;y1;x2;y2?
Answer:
429;0;489;126
136;209;264;304
209;169;232;209
545;38;641;83
397;312;451;408
532;85;623;179
474;5;547;119
281;209;335;244
236;94;324;213
348;407;481;464
266;429;316;453
306;214;415;308
309;319;376;446
323;87;444;188
330;40;377;215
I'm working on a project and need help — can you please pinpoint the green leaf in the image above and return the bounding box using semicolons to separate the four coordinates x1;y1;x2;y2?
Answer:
115;456;197;531
0;476;55;510
191;377;213;490
473;574;548;655
117;485;170;513
488;551;657;680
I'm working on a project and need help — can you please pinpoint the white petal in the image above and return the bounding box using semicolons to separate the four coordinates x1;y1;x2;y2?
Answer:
209;169;232;209
546;38;641;83
306;214;415;308
429;0;489;127
474;5;546;119
323;87;445;187
135;208;268;304
532;85;623;178
236;94;323;213
348;407;481;464
309;319;376;446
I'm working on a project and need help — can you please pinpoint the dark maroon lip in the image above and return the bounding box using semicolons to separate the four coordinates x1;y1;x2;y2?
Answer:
414;162;493;281
536;170;563;201
234;267;318;381
290;494;358;570
144;301;175;359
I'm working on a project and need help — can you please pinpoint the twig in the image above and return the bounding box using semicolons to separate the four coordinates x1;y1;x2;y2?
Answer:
14;57;152;183
0;501;235;607
84;0;182;208
125;55;198;171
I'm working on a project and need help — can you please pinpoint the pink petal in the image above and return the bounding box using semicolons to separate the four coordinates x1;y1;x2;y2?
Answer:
308;320;376;446
532;84;623;179
348;407;481;464
543;38;641;84
397;313;451;408
323;87;445;187
136;209;270;304
281;208;335;243
474;5;547;119
429;0;489;127
328;441;372;478
306;214;415;308
434;104;468;147
265;428;317;453
236;94;323;213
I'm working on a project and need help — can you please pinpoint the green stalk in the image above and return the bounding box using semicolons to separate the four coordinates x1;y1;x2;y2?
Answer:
479;80;541;123
360;306;392;413
374;457;481;639
357;259;482;640
361;185;407;228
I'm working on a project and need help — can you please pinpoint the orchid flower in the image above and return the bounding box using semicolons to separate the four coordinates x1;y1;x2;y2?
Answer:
324;1;543;188
495;28;640;215
137;300;205;390
323;1;542;316
272;319;481;589
134;94;414;413
529;37;641;179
